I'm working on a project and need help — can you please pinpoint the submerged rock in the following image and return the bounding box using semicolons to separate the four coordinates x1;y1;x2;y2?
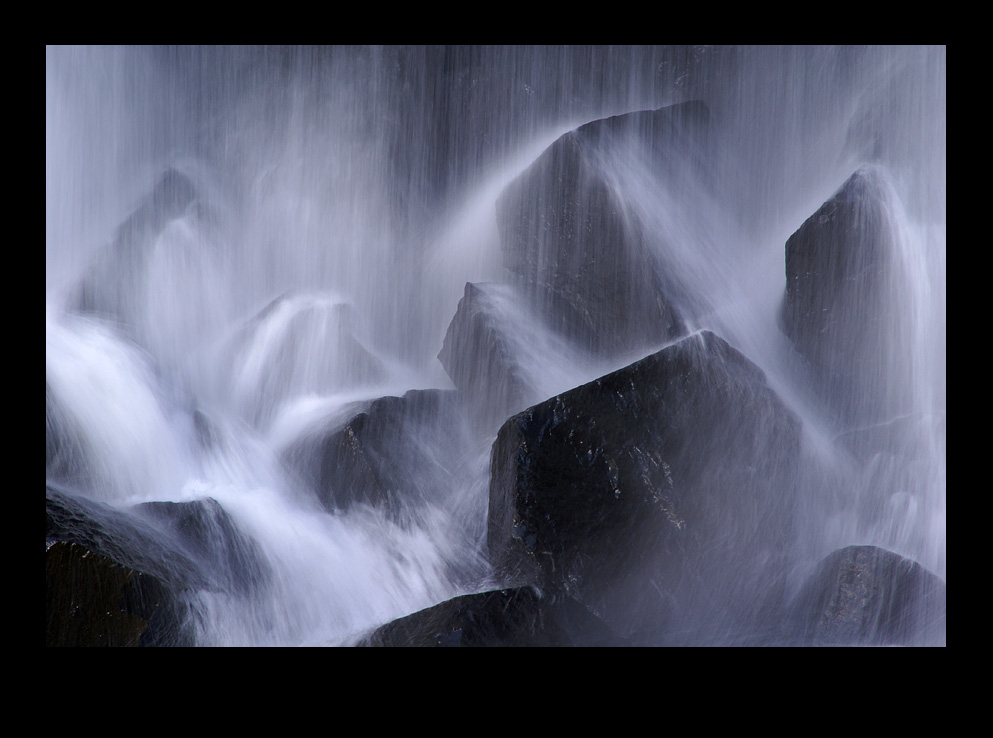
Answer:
69;167;202;326
779;167;913;425
488;330;802;642
224;293;387;430
495;101;709;356
786;545;946;646
359;586;629;647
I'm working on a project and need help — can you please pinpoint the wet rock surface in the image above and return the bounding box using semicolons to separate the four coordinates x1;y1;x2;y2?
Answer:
225;293;388;430
359;586;629;647
46;541;173;647
488;330;802;642
46;486;269;646
780;167;911;425
438;282;536;435
314;389;471;517
495;102;709;356
785;545;946;646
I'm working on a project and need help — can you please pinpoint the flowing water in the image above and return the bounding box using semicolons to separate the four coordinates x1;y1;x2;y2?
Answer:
46;46;945;645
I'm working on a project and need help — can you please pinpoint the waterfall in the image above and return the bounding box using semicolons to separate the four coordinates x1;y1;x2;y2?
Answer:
46;46;945;646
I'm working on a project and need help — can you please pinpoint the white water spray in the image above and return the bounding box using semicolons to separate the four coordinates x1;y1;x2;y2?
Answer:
46;46;945;644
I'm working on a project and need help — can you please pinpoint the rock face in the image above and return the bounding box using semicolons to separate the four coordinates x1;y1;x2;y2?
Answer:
359;587;629;647
314;389;470;516
495;101;709;356
438;282;535;435
46;541;172;647
780;167;910;424
786;545;946;646
134;497;269;597
46;486;206;593
437;281;590;436
488;330;802;641
46;489;199;647
46;486;268;646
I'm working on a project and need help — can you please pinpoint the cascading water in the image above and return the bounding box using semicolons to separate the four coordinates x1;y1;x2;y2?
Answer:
46;46;945;646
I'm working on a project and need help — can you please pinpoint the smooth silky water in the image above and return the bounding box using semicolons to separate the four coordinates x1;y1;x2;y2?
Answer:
46;46;945;645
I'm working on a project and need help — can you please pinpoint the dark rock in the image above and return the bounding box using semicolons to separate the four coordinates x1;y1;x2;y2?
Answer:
46;488;202;646
192;408;219;450
133;497;269;597
438;282;532;434
46;486;206;592
315;389;470;517
488;330;802;641
438;281;586;436
786;545;946;646
495;101;709;356
46;486;274;645
46;541;172;647
779;167;912;425
359;587;630;647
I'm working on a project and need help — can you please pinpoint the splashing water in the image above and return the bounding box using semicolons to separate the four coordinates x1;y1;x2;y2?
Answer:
46;46;945;645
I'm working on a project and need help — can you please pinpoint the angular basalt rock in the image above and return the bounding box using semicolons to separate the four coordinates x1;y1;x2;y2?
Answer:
46;487;202;646
316;389;470;516
488;330;802;641
46;486;206;592
779;167;911;424
437;281;588;436
359;587;629;647
495;101;709;356
786;545;946;646
438;282;533;435
46;487;268;645
134;497;269;597
46;541;171;647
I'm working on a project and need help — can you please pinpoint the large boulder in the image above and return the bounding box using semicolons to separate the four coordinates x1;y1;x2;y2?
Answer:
785;545;946;646
133;497;269;598
437;281;590;436
359;586;629;647
46;541;172;647
488;330;802;642
46;487;202;646
495;101;710;356
779;167;912;425
437;282;535;435
313;389;471;517
46;486;269;645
